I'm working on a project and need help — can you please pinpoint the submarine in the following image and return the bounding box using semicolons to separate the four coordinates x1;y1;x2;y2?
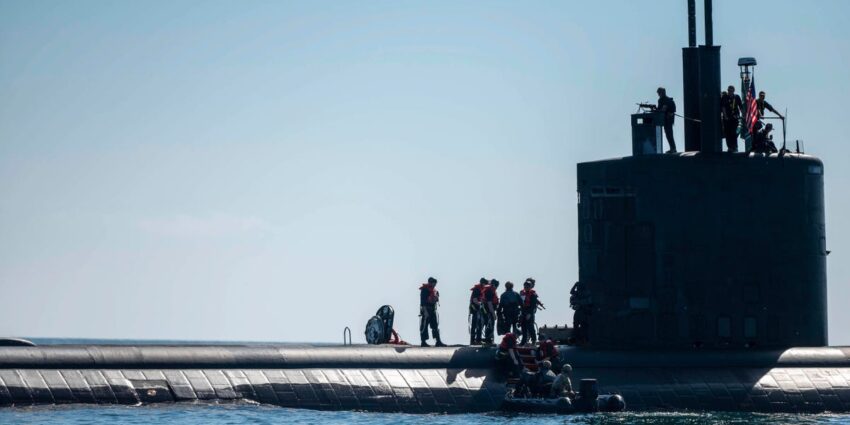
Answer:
2;0;848;413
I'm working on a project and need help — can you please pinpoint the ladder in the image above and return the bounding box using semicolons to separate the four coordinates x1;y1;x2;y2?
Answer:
507;347;539;385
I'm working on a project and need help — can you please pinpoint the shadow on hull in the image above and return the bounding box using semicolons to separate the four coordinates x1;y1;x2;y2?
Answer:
1;345;849;413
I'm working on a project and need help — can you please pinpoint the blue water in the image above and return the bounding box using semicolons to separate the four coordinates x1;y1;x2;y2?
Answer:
1;404;850;425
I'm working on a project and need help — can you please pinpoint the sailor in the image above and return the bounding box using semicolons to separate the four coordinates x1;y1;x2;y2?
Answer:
572;306;591;345
520;278;544;346
482;279;500;344
756;91;784;120
721;85;743;152
498;281;522;335
570;281;592;345
532;360;557;397
656;87;677;153
494;332;521;377
419;277;446;347
752;122;777;154
550;364;574;399
536;337;561;372
469;277;487;345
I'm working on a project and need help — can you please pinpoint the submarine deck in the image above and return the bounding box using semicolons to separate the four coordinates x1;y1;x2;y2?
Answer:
1;344;850;412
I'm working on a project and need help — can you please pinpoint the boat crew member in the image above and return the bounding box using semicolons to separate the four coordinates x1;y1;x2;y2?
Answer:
419;277;446;347
520;278;544;345
721;85;743;152
536;337;561;372
532;360;557;397
551;364;574;399
498;281;522;335
469;277;487;345
656;87;677;153
482;279;500;344
752;122;777;154
757;91;784;120
494;332;521;377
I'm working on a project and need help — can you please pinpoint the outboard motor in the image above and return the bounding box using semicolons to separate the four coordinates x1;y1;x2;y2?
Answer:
364;305;395;345
572;379;600;412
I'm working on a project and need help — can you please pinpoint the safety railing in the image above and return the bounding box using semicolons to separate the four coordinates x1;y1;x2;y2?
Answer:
343;327;352;346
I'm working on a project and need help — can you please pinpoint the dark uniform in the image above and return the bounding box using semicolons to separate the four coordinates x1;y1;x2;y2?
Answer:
520;279;542;345
498;283;522;335
536;338;562;372
419;277;445;347
469;278;487;345
752;123;777;154
482;279;499;344
570;281;592;345
756;98;780;119
657;89;677;153
721;91;743;152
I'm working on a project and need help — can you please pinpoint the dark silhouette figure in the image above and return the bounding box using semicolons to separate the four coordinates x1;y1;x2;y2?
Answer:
721;85;743;152
419;277;445;347
498;281;522;335
756;91;784;120
657;87;677;153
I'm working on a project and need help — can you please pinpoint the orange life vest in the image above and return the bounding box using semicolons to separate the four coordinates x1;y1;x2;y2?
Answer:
420;284;439;305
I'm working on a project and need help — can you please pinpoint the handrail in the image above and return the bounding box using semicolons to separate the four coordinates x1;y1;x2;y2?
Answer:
343;327;352;346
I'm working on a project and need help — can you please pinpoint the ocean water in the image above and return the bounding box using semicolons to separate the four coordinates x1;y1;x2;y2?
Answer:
1;404;850;425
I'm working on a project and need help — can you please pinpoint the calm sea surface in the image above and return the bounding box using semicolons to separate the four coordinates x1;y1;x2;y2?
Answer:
3;339;849;424
2;404;850;425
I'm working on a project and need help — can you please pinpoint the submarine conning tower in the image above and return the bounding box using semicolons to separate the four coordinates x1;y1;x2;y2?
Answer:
574;0;827;350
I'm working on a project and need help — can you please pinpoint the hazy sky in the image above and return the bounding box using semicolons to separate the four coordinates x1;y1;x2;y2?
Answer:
1;0;848;345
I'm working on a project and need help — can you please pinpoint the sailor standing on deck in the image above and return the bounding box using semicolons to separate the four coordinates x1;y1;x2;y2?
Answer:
756;91;784;120
482;279;500;344
469;277;487;345
419;277;446;347
721;85;743;152
520;278;544;345
656;87;677;153
498;281;522;335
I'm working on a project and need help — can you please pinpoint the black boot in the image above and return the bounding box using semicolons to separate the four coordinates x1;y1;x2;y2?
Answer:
421;341;430;347
433;330;445;347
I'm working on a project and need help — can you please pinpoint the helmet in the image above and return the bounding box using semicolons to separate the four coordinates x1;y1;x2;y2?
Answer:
428;277;437;284
561;363;573;374
541;360;552;370
479;277;488;285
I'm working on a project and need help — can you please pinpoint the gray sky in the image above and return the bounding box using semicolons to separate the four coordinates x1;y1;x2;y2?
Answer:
1;0;848;345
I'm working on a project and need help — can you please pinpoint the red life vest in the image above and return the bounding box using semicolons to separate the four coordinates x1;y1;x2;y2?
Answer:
470;283;485;303
420;284;439;304
499;333;517;350
483;284;499;305
521;288;538;307
538;339;558;359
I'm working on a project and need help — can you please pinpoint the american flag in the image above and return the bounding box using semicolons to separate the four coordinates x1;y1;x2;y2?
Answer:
745;77;758;134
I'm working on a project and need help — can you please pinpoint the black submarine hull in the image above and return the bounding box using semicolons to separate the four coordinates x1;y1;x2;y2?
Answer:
2;345;849;413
